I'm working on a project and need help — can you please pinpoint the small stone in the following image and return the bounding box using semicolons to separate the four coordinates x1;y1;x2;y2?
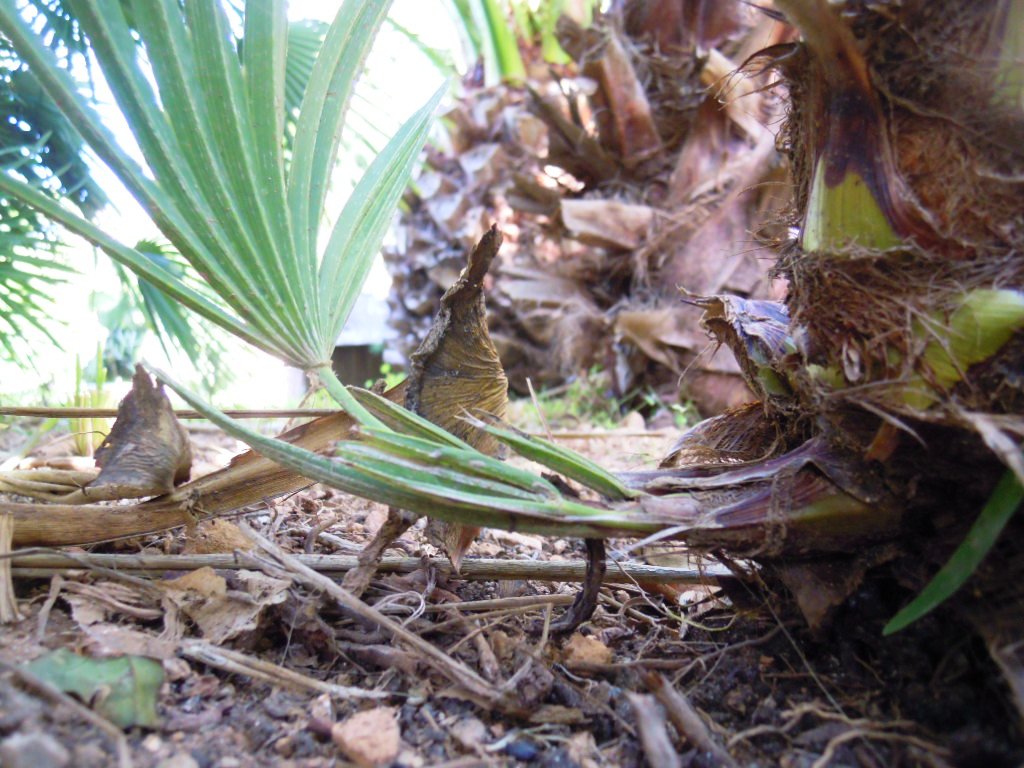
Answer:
273;736;294;757
142;734;163;753
395;748;425;767
331;707;400;767
218;758;241;768
309;692;334;723
72;743;107;767
450;717;488;750
567;732;600;768
0;732;70;768
505;740;539;761
157;754;199;768
563;633;613;666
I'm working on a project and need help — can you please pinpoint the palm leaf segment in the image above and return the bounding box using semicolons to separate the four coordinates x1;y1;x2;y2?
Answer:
0;0;442;373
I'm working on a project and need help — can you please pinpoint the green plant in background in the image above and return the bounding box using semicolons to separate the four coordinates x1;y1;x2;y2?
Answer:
0;0;442;420
1;0;233;376
68;345;111;457
0;0;103;364
403;0;596;84
514;367;701;432
364;358;406;391
106;240;229;392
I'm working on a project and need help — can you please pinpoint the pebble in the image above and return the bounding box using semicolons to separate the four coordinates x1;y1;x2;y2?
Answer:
0;732;70;768
505;740;539;761
331;707;400;767
157;755;200;768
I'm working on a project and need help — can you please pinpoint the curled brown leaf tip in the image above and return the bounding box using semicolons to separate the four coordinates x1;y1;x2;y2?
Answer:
86;365;192;501
405;226;509;568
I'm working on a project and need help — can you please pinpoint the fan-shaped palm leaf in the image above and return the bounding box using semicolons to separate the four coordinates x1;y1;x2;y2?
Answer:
0;0;442;420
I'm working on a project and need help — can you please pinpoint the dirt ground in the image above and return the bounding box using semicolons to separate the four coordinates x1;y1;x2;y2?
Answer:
1;417;1022;767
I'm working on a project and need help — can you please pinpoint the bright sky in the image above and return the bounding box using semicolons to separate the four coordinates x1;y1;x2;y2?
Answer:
7;1;463;407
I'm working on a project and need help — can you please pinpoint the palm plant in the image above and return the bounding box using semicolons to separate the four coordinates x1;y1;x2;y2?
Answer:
2;0;1021;650
385;0;785;416
0;0;442;414
163;0;1023;643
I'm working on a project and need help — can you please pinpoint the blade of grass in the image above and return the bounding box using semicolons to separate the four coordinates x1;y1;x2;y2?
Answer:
884;467;1024;634
355;428;563;497
481;0;526;83
349;385;470;449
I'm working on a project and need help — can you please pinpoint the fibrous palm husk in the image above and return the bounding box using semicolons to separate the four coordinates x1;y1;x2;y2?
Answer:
652;0;1024;638
385;1;791;416
404;226;508;568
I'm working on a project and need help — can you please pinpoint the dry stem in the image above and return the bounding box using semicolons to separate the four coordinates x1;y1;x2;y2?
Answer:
0;513;22;623
626;691;682;768
6;551;725;585
180;641;387;701
646;671;740;768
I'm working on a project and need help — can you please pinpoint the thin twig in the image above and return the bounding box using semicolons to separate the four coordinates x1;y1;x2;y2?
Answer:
0;658;132;768
526;378;554;441
626;691;682;768
422;594;574;613
238;525;525;715
645;672;740;768
35;575;63;643
180;641;387;700
812;728;952;768
0;406;341;419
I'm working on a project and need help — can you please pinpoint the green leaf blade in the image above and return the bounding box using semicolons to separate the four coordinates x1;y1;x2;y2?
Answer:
318;86;444;340
288;0;391;272
884;468;1024;635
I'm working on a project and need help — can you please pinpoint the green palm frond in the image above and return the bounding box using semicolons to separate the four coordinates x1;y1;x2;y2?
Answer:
0;150;74;363
0;0;443;417
157;367;663;540
1;1;107;216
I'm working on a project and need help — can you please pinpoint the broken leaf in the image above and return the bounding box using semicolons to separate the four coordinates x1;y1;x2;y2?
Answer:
161;567;290;644
25;648;163;728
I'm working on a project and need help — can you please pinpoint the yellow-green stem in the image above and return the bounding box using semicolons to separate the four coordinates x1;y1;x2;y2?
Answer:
312;365;386;430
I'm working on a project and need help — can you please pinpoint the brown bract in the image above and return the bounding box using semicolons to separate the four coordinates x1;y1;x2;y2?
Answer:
405;226;509;568
84;367;192;501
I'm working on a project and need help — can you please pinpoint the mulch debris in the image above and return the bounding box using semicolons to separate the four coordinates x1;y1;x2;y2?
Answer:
1;423;1021;767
